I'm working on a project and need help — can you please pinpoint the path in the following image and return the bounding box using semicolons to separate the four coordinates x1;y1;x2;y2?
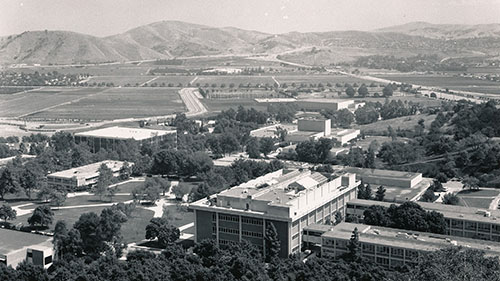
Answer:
189;76;198;85
489;193;500;210
179;88;208;117
271;76;280;87
139;76;159;87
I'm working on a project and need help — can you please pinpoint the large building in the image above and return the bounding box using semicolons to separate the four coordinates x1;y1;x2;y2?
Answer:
346;199;500;242
74;126;177;152
189;169;360;257
285;118;360;145
297;99;355;111
304;222;500;268
0;229;53;268
47;160;129;191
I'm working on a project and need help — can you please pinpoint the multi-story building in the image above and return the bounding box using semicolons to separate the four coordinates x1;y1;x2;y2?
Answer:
341;167;423;189
189;169;360;257
47;160;130;191
0;229;53;268
346;199;500;242
74;126;177;152
304;222;500;268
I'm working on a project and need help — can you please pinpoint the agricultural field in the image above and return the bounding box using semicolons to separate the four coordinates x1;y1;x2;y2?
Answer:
376;74;500;95
196;75;276;86
273;74;374;85
354;95;445;107
0;87;105;118
11;64;150;76
87;75;152;86
153;75;197;86
29;87;185;120
456;188;500;209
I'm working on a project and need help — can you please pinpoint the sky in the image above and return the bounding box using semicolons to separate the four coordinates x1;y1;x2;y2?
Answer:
1;0;500;37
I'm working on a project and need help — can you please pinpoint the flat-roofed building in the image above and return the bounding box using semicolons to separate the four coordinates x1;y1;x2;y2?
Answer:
298;99;354;111
47;160;130;191
307;222;500;268
189;169;360;257
0;229;53;268
75;126;176;152
346;199;500;242
297;118;331;136
340;167;423;189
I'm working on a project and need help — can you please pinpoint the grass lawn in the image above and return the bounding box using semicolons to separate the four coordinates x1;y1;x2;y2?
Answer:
162;204;194;229
456;188;500;209
458;197;493;209
354;136;408;151
121;208;155;243
355;114;437;135
115;181;144;194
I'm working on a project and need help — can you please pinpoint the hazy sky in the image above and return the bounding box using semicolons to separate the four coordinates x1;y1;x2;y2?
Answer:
1;0;500;37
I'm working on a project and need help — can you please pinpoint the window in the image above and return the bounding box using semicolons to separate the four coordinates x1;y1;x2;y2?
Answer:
241;217;263;225
242;230;263;238
27;252;33;258
219;227;239;235
376;245;389;256
44;256;53;265
376;257;389;265
219;214;239;222
362;244;375;254
292;233;299;241
391;248;404;257
465;221;477;231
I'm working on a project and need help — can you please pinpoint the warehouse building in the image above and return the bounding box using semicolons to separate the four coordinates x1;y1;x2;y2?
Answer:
74;126;177;152
297;99;354;111
47;160;129;191
340;167;422;189
189;169;360;257
0;229;53;268
346;199;500;242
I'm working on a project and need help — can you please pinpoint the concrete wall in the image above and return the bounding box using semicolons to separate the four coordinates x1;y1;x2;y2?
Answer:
195;210;215;243
298;119;331;136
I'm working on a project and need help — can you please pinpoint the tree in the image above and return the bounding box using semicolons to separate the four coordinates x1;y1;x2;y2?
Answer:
259;137;275;157
345;85;355;97
92;164;114;201
357;84;369;97
119;162;131;180
382;84;393;97
274;126;288;142
358;183;372;200
365;146;376;169
28;205;54;229
420;188;437;202
364;205;393;227
265;222;281;262
246;138;261;159
387;125;397;141
49;189;67;208
375;186;386;201
145;217;180;248
355;105;379;125
19;163;44;200
346;227;361;261
0;168;21;200
132;180;161;205
0;204;16;223
172;183;191;201
443;193;460;205
462;176;480;190
334;211;343;225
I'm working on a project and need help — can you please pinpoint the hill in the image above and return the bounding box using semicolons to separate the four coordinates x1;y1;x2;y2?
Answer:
1;20;500;65
375;21;500;39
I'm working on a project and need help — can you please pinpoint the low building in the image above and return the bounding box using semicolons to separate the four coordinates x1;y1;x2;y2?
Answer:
298;99;354;111
189;169;360;257
346;199;500;242
75;126;177;152
0;154;36;167
305;222;500;268
340;167;422;189
47;160;130;191
0;229;53;268
331;129;360;145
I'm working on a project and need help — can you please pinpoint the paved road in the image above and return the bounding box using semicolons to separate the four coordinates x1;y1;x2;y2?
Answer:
179;88;207;117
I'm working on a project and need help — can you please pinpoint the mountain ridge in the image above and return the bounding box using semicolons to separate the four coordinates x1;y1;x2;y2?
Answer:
1;20;499;65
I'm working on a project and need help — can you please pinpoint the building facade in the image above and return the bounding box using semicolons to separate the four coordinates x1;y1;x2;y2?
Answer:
346;199;500;242
74;126;177;152
304;222;500;268
47;160;129;191
190;169;360;257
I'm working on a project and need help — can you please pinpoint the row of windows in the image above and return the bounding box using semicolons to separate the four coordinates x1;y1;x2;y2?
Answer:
219;239;233;245
242;230;263;238
241;217;263;225
327;239;421;260
219;214;239;222
292;233;299;241
219;227;239;235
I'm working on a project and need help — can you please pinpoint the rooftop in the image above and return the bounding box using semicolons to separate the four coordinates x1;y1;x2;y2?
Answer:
75;126;176;141
349;199;500;224
299;99;354;104
0;229;52;254
323;222;500;255
47;160;128;179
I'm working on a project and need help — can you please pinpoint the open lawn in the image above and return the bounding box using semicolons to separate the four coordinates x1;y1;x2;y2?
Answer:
87;76;152;86
273;74;373;85
13;65;149;76
457;188;500;209
356;113;437;135
162;204;194;229
354;95;444;107
196;75;276;86
354;136;407;151
153;76;197;86
376;74;500;95
29;87;185;120
121;208;155;243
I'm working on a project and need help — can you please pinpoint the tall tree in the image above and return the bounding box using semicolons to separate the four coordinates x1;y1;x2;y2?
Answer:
28;205;54;229
145;218;180;248
375;186;386;201
259;137;275;158
0;204;16;223
246;137;261;159
345;85;356;97
265;222;281;262
92;163;114;201
0;168;21;200
346;227;361;261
